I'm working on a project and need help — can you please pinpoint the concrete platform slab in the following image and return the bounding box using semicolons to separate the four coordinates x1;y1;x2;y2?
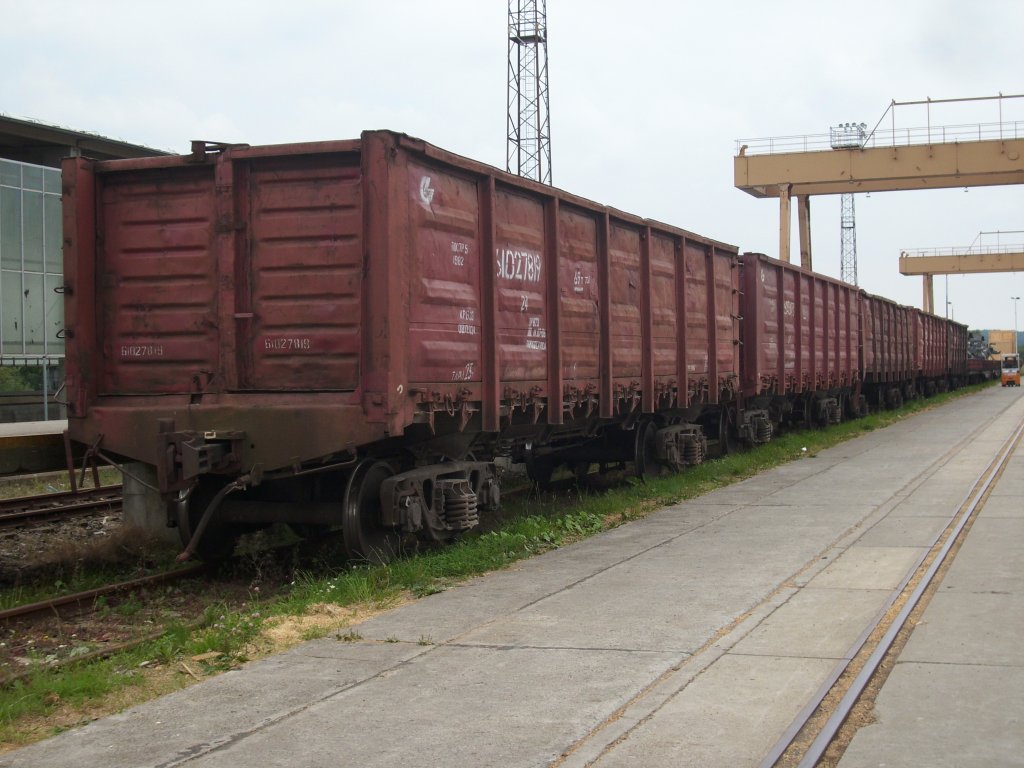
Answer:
730;587;890;660
806;546;924;591
852;514;950;547
838;664;1024;768
978;492;1024;517
938;517;1024;593
590;654;836;768
901;482;974;508
901;590;1024;666
184;645;680;768
885;499;959;517
0;420;66;437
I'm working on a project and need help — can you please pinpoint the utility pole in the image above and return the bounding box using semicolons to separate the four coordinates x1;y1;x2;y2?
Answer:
507;0;551;184
1013;295;1020;354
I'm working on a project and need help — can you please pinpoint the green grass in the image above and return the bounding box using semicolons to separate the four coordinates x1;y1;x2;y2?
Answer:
0;466;122;499
0;380;994;745
2;660;138;725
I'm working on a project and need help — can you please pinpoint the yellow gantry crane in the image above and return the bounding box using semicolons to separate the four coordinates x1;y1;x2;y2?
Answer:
900;232;1024;312
734;95;1024;309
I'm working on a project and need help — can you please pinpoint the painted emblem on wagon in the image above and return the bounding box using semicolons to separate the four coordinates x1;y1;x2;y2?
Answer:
419;176;435;210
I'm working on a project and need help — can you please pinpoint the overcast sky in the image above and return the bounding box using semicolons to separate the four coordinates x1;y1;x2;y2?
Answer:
3;0;1022;330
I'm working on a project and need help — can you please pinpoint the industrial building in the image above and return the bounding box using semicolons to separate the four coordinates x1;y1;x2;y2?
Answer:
0;115;164;420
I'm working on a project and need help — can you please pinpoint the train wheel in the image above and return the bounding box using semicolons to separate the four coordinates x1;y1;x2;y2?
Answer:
634;421;661;478
342;459;401;564
801;397;815;429
718;408;740;455
526;449;557;490
843;392;858;419
176;478;243;561
572;461;591;484
834;394;847;424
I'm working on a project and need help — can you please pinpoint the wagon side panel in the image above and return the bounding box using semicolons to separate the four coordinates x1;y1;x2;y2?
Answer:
93;164;219;395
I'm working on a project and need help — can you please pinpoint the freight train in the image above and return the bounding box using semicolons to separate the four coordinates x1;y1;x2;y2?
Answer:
60;131;969;562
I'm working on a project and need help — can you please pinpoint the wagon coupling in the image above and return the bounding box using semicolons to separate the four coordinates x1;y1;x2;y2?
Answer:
176;474;251;562
159;430;246;489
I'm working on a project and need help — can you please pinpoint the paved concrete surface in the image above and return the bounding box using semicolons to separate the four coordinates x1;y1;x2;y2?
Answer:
838;415;1024;768
0;420;66;438
4;388;1023;768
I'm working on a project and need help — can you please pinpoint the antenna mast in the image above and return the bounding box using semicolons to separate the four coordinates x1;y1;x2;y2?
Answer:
507;0;551;184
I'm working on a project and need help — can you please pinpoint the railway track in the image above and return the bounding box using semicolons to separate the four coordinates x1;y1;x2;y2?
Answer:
0;472;592;686
0;484;123;529
760;410;1024;767
0;564;210;687
0;563;207;625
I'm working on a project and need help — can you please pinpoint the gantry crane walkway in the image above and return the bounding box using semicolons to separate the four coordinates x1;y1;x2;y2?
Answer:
734;95;1024;290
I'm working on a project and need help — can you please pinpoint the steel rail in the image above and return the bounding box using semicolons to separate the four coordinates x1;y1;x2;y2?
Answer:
0;484;123;528
759;413;1024;768
0;564;208;623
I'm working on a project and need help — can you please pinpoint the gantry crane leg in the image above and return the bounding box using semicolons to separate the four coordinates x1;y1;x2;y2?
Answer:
778;184;791;263
777;185;813;269
798;195;812;271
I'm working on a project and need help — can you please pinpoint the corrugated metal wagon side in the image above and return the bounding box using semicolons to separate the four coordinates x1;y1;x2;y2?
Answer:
914;309;940;380
910;309;969;395
63;139;417;559
63;142;381;473
63;130;744;561
740;252;862;431
381;133;741;480
861;292;916;407
946;318;968;382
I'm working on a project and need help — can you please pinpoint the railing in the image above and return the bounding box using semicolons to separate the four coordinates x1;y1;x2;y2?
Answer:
737;120;1024;156
900;244;1024;258
737;94;1024;156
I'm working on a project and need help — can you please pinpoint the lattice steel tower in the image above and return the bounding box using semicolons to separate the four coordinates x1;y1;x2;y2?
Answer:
839;193;857;285
507;0;551;184
830;122;867;285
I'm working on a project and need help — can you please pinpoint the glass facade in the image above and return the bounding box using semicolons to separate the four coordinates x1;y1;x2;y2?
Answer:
0;158;65;360
0;158;65;420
